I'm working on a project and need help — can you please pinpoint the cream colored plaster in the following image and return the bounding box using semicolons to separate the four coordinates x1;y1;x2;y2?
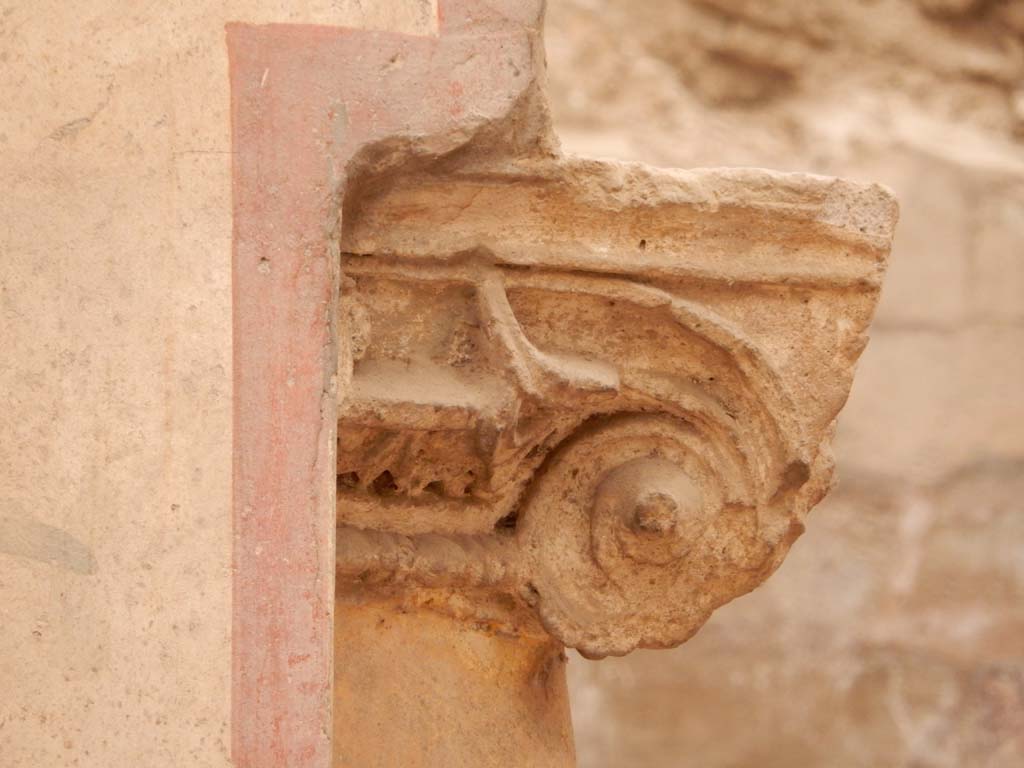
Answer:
0;2;433;765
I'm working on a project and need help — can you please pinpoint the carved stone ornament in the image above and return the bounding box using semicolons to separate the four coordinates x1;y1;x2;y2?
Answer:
227;4;898;761
331;6;898;662
334;166;897;659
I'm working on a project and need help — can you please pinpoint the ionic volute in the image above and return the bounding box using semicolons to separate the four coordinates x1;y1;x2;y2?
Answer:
335;150;896;659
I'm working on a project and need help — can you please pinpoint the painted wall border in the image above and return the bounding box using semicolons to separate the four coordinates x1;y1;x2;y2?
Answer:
228;3;544;764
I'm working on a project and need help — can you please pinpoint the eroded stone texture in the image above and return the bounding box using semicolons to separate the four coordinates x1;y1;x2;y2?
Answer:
333;6;897;670
333;595;575;768
545;1;1024;766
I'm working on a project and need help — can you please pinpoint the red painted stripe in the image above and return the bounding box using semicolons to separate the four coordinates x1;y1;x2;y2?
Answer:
228;4;538;764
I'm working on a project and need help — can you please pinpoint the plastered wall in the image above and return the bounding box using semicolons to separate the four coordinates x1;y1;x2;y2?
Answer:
0;3;434;765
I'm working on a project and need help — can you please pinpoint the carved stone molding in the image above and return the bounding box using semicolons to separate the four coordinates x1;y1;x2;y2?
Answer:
229;1;895;763
334;99;897;660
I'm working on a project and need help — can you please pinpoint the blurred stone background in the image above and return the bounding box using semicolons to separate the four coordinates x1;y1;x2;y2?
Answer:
545;1;1024;766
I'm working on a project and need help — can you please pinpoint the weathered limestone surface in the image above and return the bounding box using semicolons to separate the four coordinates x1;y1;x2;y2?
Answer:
336;151;897;656
333;4;894;763
333;596;575;768
546;2;1024;766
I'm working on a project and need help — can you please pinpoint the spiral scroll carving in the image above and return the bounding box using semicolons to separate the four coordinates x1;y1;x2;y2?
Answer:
335;151;896;657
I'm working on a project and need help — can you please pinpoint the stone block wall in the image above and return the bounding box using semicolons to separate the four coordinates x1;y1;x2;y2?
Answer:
547;2;1024;766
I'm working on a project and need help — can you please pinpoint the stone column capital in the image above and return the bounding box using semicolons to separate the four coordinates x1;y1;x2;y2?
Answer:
230;4;895;762
335;98;897;660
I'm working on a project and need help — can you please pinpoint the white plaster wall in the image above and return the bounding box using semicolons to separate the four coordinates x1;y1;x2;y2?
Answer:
0;3;434;765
